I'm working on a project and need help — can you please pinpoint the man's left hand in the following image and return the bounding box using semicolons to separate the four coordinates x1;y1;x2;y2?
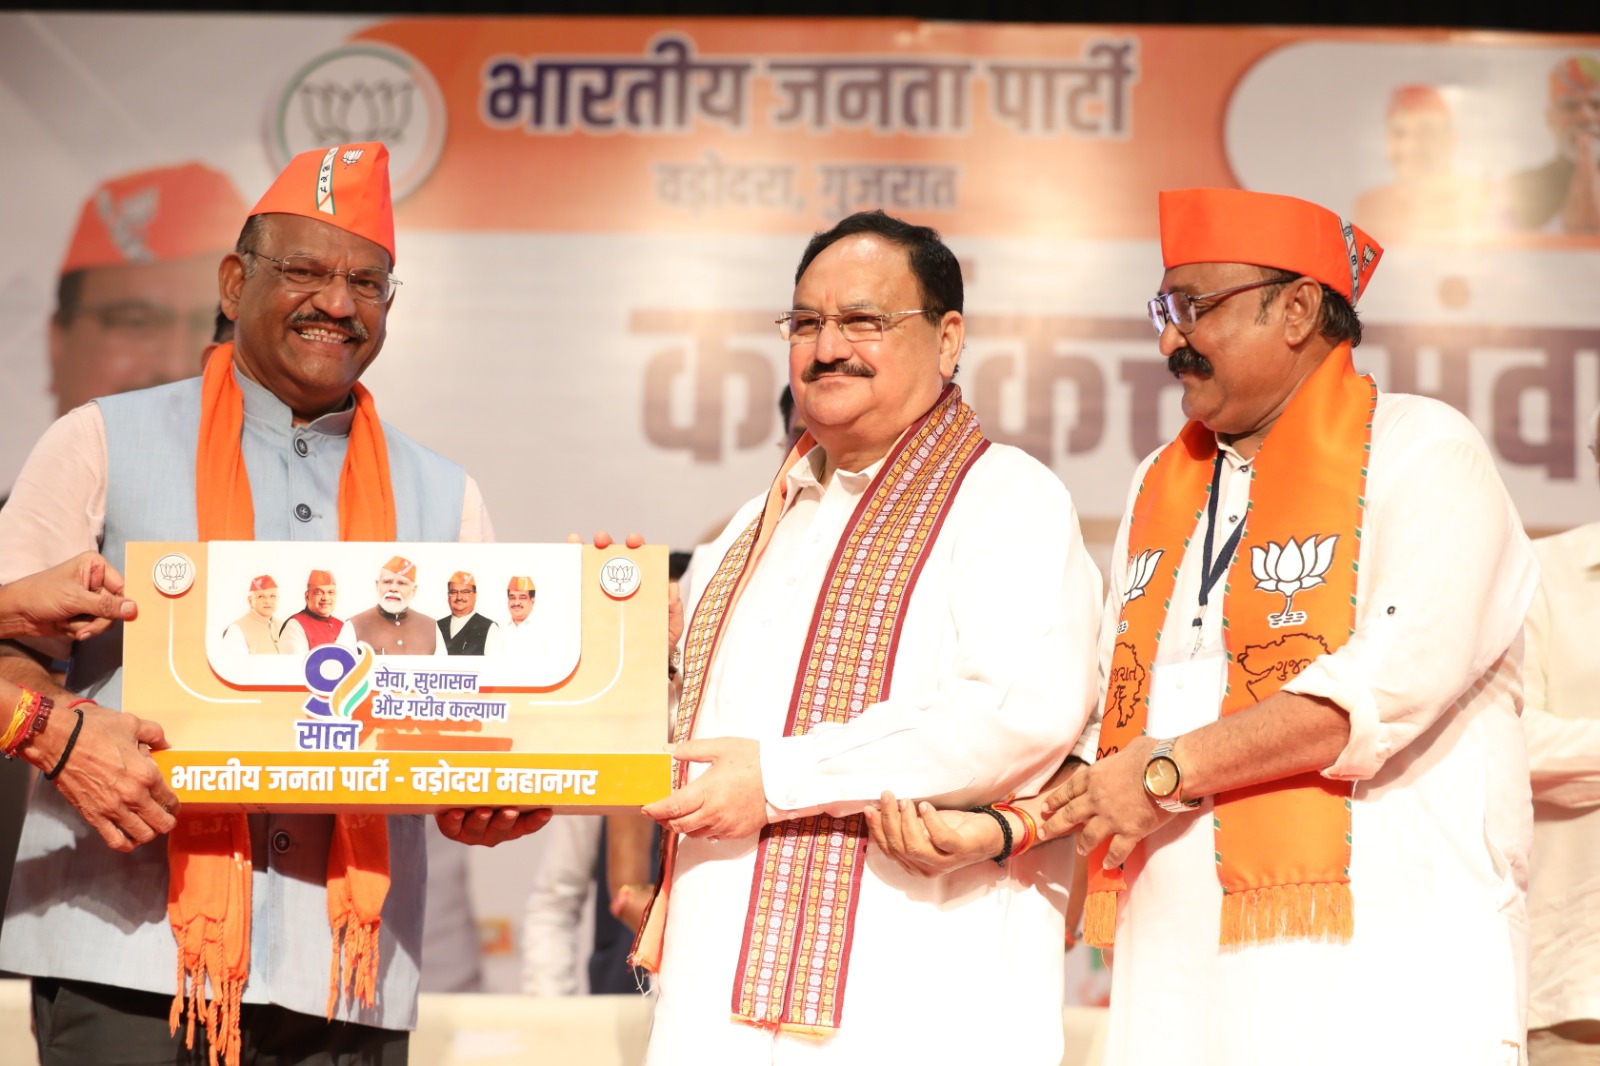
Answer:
642;737;765;840
1040;735;1174;868
435;807;553;846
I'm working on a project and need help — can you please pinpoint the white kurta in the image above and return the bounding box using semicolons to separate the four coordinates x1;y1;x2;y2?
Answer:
1095;393;1538;1066
1523;523;1600;1034
646;443;1104;1066
501;618;537;657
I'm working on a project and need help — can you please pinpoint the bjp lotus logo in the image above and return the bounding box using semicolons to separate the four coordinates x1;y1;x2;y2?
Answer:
152;552;196;597
1250;535;1338;629
1117;548;1163;634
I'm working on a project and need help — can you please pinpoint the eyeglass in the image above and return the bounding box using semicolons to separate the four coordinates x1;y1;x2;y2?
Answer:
448;588;476;596
245;251;401;304
1146;278;1289;335
74;302;215;341
775;309;927;344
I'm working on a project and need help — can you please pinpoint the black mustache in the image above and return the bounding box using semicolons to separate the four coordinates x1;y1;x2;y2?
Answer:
1167;347;1213;376
800;360;875;383
290;309;370;342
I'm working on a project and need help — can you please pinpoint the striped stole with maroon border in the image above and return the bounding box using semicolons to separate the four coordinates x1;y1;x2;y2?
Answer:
634;384;988;1035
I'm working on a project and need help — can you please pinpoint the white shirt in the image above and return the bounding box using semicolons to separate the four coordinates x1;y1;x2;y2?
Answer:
522;815;602;996
1523;522;1600;1032
501;617;538;657
1093;393;1538;1066
647;442;1104;1066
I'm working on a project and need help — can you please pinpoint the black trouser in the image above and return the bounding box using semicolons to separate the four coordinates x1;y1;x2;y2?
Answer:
31;978;409;1066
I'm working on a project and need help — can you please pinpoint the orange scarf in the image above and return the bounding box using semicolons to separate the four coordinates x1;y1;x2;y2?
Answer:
168;347;394;1065
1086;346;1374;949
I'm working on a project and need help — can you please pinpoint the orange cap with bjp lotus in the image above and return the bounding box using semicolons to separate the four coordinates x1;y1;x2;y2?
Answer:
59;162;247;277
249;143;395;263
306;569;335;588
249;575;278;592
382;556;416;580
508;576;536;593
1158;188;1383;305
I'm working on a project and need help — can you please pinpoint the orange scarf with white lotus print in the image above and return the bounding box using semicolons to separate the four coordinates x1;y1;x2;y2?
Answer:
1085;344;1374;949
167;347;393;1066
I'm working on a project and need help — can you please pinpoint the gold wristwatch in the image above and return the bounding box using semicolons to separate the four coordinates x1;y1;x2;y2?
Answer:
1143;738;1202;814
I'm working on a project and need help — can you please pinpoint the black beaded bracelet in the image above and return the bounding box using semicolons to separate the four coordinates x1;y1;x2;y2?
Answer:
967;805;1014;866
44;707;84;781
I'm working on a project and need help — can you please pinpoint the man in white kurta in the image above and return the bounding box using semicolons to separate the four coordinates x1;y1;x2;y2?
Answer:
640;212;1103;1066
1523;409;1600;1065
1094;395;1535;1065
1041;188;1537;1066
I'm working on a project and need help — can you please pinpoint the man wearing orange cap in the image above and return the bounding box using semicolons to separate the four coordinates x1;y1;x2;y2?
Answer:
1507;56;1600;234
439;571;501;656
220;573;284;654
345;555;437;656
1352;84;1490;241
0;142;549;1065
50;162;246;416
501;576;538;656
876;189;1537;1065
277;568;345;655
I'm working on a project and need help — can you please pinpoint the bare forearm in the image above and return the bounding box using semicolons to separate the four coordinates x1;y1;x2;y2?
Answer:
0;643;65;699
605;812;658;896
1171;691;1350;801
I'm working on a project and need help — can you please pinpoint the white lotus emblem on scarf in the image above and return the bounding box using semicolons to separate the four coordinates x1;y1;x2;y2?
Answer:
1116;549;1163;634
1250;535;1338;629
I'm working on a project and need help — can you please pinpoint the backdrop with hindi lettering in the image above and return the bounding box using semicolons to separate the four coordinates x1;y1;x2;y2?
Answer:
3;11;1598;998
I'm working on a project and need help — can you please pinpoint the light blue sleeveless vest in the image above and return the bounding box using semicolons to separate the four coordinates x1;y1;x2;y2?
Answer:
0;372;465;1031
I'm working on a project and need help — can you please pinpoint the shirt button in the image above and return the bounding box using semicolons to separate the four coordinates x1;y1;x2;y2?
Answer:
1228;515;1239;524
294;438;309;457
271;830;292;853
294;503;312;522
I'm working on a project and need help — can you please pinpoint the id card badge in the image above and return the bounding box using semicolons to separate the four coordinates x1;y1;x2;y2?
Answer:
1145;653;1227;738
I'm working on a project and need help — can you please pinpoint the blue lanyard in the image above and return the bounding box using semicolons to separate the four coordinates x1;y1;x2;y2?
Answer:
1194;452;1246;638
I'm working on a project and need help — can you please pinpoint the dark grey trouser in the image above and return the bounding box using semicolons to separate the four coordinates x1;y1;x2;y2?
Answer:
31;978;409;1066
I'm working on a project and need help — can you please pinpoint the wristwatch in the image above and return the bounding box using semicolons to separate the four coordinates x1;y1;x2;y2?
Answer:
1143;738;1202;814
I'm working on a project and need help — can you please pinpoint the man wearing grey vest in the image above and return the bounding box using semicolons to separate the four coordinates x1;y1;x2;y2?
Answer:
0;142;550;1065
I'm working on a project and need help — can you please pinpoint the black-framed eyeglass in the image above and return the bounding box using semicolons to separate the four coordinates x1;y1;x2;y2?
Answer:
775;309;927;344
244;251;401;304
1146;278;1289;335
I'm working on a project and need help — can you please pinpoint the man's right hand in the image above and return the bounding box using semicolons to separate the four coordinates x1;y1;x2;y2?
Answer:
19;702;179;852
0;551;137;643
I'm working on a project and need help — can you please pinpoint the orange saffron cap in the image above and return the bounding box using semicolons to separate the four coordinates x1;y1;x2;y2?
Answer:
249;142;395;263
59;162;246;277
1159;188;1383;304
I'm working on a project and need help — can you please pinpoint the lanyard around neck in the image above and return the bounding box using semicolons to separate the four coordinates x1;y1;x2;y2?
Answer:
1193;451;1246;640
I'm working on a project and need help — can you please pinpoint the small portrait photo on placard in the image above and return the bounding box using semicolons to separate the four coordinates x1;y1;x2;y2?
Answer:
203;541;582;689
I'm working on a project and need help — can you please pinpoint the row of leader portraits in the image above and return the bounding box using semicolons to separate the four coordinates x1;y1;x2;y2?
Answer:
0;130;1552;1066
219;558;539;657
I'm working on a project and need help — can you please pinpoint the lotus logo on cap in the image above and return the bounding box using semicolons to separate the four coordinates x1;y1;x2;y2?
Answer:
97;186;158;263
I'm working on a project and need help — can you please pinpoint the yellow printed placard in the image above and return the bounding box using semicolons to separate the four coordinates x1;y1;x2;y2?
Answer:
123;541;671;812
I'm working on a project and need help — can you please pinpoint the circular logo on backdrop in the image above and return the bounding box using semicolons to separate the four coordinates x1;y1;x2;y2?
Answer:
152;553;196;597
599;557;643;600
266;41;447;202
